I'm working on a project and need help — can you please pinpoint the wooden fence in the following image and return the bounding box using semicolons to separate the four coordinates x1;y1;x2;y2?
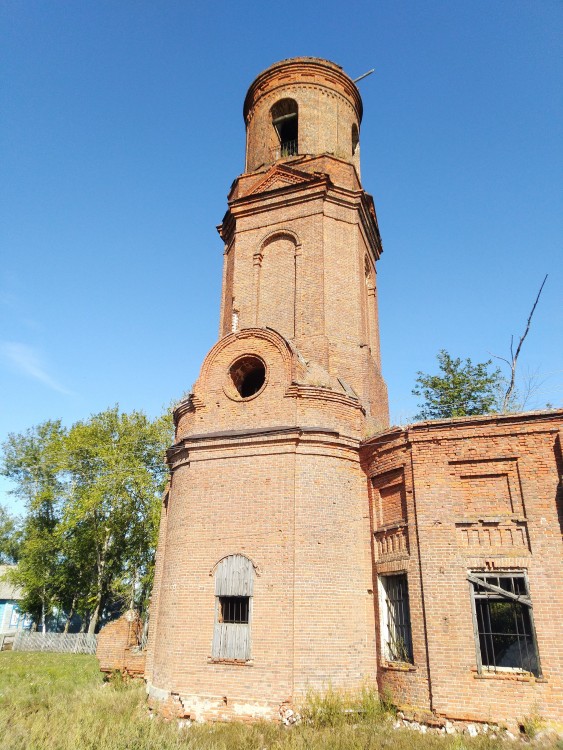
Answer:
12;631;98;654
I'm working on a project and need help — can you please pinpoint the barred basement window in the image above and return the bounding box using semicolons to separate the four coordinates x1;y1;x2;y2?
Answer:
468;572;541;677
212;554;254;661
379;574;413;663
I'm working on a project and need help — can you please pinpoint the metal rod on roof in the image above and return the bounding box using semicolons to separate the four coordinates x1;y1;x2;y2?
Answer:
353;69;375;83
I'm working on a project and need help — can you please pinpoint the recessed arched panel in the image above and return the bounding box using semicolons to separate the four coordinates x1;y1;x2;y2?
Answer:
257;234;297;340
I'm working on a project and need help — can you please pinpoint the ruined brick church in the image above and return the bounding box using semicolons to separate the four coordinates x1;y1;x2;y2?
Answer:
142;58;563;726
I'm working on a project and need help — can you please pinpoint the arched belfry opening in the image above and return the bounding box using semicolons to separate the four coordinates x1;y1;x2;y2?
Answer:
352;123;359;155
271;98;298;158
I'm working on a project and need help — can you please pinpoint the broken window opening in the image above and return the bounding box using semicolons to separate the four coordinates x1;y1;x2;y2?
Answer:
229;355;266;398
219;596;249;624
380;574;413;663
271;99;298;158
469;572;540;677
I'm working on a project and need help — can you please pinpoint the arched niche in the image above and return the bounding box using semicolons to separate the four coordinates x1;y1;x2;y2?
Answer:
256;232;298;341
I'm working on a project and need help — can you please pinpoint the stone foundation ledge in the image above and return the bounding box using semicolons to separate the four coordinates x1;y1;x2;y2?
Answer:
146;681;283;723
395;707;563;743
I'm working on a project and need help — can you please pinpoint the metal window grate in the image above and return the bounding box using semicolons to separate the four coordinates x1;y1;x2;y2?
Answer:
382;574;413;663
470;573;540;676
272;101;298;160
271;140;299;160
219;596;249;624
280;139;298;157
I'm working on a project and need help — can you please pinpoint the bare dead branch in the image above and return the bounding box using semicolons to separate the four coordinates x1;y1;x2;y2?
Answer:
502;274;548;412
517;367;548;411
489;352;512;368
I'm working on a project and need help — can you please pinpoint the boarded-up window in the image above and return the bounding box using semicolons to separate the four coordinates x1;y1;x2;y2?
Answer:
212;555;254;661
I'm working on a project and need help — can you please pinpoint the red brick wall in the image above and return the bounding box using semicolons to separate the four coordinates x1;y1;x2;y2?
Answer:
243;58;362;175
146;326;377;721
97;613;146;677
145;57;563;729
216;58;387;428
362;411;563;726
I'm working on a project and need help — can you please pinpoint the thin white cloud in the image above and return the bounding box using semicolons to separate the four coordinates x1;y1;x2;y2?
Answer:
1;341;74;396
0;283;42;331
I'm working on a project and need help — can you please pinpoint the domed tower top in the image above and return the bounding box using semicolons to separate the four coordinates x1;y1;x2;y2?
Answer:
243;57;363;175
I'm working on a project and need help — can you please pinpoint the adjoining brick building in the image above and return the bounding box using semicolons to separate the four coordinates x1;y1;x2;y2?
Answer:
144;58;563;726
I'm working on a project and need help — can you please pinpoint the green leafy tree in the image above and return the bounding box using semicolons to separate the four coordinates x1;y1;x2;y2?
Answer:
8;513;62;631
1;420;67;630
64;407;171;633
1;410;172;632
0;505;22;563
1;421;66;510
412;350;503;421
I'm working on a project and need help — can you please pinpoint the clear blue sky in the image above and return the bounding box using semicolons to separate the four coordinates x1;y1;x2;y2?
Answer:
1;1;562;511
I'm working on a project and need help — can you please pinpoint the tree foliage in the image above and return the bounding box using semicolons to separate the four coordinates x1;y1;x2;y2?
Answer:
1;408;173;632
0;505;21;564
63;407;171;632
2;421;67;629
412;350;503;421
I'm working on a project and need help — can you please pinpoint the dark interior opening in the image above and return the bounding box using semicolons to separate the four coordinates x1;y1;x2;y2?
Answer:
271;99;298;157
471;574;540;676
274;115;298;151
219;596;249;624
352;123;359;155
229;356;266;398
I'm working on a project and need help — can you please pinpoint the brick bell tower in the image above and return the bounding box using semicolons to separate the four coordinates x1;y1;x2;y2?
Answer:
145;58;389;721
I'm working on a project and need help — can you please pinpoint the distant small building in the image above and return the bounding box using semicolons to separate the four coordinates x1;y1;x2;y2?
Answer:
0;565;31;634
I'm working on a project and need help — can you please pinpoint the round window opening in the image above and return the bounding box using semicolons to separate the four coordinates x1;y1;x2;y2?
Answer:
229;356;266;399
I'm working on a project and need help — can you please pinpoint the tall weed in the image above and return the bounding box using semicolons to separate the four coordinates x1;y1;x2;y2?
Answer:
300;684;387;728
0;653;524;750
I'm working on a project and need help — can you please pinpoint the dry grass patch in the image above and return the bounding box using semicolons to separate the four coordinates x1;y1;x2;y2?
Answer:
0;653;553;749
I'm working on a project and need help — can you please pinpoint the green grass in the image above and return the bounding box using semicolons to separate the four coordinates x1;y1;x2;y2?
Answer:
0;652;552;749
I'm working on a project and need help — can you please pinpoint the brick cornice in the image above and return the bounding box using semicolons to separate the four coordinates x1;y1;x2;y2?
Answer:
243;57;362;125
361;409;563;451
284;383;365;413
166;425;361;468
218;178;382;259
